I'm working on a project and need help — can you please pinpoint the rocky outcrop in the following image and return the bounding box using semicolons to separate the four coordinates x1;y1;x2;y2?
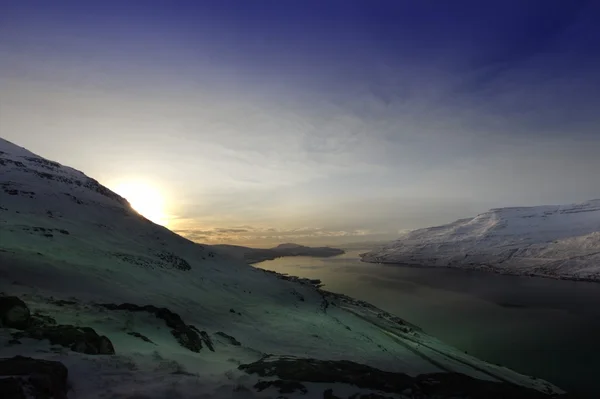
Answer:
13;325;115;355
155;251;191;271
198;330;215;351
0;356;68;399
97;303;212;353
215;331;241;346
127;331;155;344
254;379;307;394
0;378;26;399
0;296;31;329
240;356;413;394
0;295;114;355
240;356;569;399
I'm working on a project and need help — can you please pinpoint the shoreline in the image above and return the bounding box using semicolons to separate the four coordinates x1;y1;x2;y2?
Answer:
359;258;600;284
247;252;345;264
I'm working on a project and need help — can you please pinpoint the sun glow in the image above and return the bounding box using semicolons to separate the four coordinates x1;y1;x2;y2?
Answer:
112;181;169;227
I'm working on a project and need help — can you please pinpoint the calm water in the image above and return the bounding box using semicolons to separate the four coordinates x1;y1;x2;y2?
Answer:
254;250;600;397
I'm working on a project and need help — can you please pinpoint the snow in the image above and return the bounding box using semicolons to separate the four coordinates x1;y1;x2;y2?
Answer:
361;199;600;281
0;137;565;397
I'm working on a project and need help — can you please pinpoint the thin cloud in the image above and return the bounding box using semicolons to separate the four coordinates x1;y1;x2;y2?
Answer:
173;226;377;247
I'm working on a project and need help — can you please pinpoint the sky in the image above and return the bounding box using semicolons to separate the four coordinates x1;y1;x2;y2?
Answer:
1;0;599;247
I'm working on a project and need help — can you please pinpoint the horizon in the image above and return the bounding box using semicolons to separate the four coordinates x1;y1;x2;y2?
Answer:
2;0;599;247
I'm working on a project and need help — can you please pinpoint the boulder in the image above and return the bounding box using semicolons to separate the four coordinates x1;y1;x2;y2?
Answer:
14;325;115;355
0;296;31;329
0;356;68;399
0;378;26;399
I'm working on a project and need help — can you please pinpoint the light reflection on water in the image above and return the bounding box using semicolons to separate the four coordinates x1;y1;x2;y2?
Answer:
254;250;600;397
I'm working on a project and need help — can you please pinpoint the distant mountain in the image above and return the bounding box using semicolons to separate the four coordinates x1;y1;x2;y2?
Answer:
362;200;600;282
0;137;566;397
214;243;345;263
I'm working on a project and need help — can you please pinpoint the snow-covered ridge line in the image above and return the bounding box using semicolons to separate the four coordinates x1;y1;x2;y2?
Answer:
0;137;129;208
361;200;600;282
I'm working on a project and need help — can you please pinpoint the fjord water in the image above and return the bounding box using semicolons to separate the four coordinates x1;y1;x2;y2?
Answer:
254;250;600;397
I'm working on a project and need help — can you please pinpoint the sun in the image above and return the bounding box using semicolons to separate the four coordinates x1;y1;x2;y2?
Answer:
112;181;169;227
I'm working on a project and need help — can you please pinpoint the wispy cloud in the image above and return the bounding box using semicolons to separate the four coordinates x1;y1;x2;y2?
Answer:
1;0;599;246
173;226;376;247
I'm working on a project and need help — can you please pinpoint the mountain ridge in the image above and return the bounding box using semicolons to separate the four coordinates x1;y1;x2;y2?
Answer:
361;199;600;282
0;137;568;398
214;243;345;263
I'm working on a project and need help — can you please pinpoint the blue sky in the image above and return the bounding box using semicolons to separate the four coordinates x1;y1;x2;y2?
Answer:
1;0;599;246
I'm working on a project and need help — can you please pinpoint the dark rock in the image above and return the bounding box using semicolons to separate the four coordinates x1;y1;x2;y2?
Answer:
98;335;115;354
322;389;343;399
171;328;203;352
0;296;31;329
0;377;26;399
254;380;307;394
189;325;201;334
97;303;204;353
0;356;68;399
240;356;412;394
31;312;57;327
48;299;77;307
127;331;155;344
215;331;241;346
199;331;215;351
155;251;191;271
412;372;564;399
240;356;568;398
14;324;115;355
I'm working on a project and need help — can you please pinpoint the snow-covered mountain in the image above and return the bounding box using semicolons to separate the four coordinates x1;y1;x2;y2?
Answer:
0;137;569;398
361;201;600;281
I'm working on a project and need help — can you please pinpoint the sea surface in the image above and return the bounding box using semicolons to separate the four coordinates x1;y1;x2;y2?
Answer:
254;249;600;397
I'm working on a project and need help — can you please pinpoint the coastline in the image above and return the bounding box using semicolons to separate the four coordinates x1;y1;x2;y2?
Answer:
359;258;600;284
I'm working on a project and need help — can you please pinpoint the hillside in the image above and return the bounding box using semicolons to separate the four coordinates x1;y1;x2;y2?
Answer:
361;201;600;282
214;243;344;264
0;137;568;398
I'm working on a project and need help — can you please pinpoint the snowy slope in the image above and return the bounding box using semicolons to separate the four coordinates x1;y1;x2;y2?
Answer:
0;137;567;398
361;201;600;281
